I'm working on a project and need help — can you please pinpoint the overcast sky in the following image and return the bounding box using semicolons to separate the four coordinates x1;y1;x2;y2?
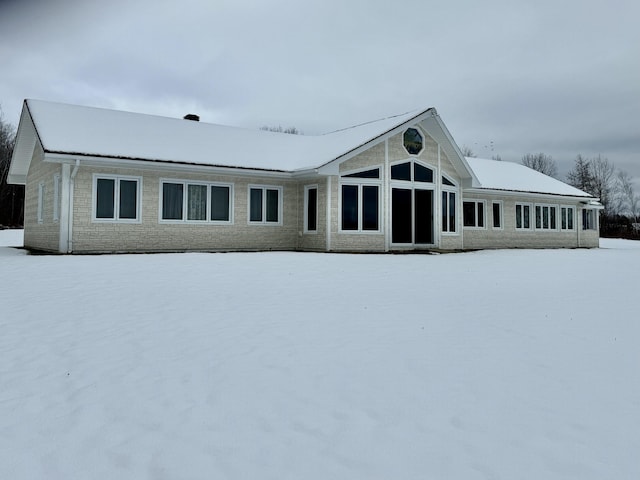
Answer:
1;0;639;183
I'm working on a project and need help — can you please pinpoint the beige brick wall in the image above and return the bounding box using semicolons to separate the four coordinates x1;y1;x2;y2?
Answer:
461;192;599;249
70;166;299;253
23;146;61;252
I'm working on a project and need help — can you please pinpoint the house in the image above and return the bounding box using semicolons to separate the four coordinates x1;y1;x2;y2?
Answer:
8;99;601;254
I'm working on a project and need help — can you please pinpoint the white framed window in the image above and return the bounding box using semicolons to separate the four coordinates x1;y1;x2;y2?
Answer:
582;209;597;230
339;167;382;233
560;206;575;231
441;175;458;235
160;179;233;224
37;182;45;224
304;185;318;233
515;203;532;230
535;204;558;231
248;185;283;225
93;174;142;223
463;199;486;228
53;174;60;222
492;201;503;229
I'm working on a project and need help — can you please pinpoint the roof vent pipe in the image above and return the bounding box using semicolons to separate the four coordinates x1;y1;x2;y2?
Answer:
183;114;200;121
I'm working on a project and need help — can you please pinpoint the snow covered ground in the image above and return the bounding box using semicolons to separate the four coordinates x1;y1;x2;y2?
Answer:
1;230;639;480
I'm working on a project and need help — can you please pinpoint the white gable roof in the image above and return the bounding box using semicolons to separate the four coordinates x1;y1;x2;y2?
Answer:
24;99;428;172
466;157;592;197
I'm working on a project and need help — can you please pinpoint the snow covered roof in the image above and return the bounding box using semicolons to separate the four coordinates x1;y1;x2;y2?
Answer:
466;157;592;197
24;99;430;172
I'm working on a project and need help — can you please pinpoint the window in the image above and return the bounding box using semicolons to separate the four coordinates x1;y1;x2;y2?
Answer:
463;200;485;228
249;186;282;224
340;184;379;232
160;179;232;223
37;182;44;224
94;175;141;222
582;209;596;230
442;176;455;187
304;185;318;233
535;204;557;230
515;203;532;230
560;206;575;230
492;201;502;229
442;191;457;233
340;167;381;233
391;161;433;183
53;174;60;222
403;128;423;155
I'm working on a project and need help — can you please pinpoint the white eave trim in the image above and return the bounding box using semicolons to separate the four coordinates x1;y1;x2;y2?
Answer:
43;153;295;179
463;187;597;202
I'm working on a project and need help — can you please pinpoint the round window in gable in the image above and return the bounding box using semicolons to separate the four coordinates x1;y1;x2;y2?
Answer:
403;128;423;155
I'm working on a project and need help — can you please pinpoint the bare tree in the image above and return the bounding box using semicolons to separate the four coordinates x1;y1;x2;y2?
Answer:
460;146;476;157
590;155;616;215
616;170;639;221
260;125;301;135
491;154;502;161
521;153;558;178
0;107;22;227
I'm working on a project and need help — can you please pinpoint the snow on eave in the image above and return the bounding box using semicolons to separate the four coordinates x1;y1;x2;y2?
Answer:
465;187;597;200
465;157;592;198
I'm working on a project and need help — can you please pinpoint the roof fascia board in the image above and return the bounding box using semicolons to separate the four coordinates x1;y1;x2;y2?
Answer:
464;187;596;201
317;108;436;175
44;153;294;179
7;101;38;185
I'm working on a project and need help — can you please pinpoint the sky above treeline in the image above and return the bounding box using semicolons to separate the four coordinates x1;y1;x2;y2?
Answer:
1;0;639;184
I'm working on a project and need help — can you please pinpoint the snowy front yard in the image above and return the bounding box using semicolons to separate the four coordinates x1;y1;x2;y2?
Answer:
1;231;639;480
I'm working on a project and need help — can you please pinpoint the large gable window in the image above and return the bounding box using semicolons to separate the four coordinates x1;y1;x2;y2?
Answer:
94;175;141;222
161;179;232;223
391;161;433;183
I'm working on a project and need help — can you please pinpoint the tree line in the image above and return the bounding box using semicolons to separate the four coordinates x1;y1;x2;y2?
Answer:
520;152;639;237
0;108;23;227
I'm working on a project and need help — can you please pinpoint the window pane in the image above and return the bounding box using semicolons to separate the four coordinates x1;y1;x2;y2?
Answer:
449;193;456;233
477;202;484;227
568;208;573;229
96;178;115;219
211;186;230;221
266;189;279;222
403;128;423;154
524;205;530;229
561;208;567;229
493;203;501;228
442;176;455;187
162;183;183;220
442;192;448;232
543;206;549;229
362;185;378;230
536;206;542;229
250;188;262;222
341;185;358;230
516;204;522;229
307;188;317;231
463;201;475;227
550;207;556;229
119;180;137;219
343;168;379;179
414;163;433;183
187;184;207;221
391;162;411;181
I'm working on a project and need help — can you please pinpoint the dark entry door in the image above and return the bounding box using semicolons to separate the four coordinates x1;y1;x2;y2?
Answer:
392;188;434;245
392;188;412;244
414;189;433;244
